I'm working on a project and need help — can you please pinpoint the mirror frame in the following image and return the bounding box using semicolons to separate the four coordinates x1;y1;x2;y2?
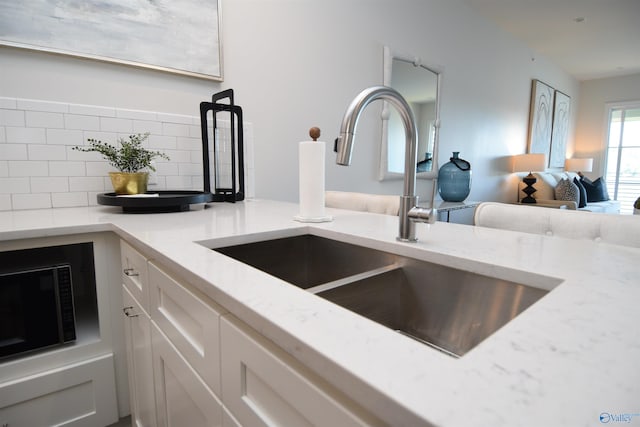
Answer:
378;46;443;181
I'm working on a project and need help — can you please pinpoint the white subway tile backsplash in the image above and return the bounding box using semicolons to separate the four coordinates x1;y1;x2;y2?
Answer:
28;144;66;161
52;192;88;208
70;176;107;192
156;112;196;125
6;127;47;144
162;122;190;137
65;114;100;131
0;96;254;210
17;99;69;113
0;194;10;211
0;177;30;194
46;129;84;146
148;134;177;150
31;177;69;193
9;161;48;177
100;117;134;133
0;98;17;109
116;108;157;121
49;161;86;177
133;120;163;135
12;193;52;210
26;111;65;129
166;175;195;189
154;162;179;175
0;144;27;161
85;161;112;177
163;149;192;163
0;109;25;127
69;104;116;117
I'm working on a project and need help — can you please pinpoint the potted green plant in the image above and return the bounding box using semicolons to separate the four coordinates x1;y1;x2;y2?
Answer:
634;197;640;215
73;133;169;195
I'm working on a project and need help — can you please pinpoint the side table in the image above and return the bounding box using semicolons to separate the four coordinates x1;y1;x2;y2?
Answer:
434;200;481;222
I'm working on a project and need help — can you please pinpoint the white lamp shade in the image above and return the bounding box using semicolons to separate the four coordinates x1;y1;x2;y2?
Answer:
512;153;546;173
564;158;593;172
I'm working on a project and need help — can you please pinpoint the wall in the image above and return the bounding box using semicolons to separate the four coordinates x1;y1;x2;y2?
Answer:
0;0;578;209
574;73;640;177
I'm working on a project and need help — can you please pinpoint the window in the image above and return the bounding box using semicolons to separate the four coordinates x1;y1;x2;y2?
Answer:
605;103;640;214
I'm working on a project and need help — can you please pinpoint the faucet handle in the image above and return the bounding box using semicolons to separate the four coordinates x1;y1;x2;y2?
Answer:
309;127;321;141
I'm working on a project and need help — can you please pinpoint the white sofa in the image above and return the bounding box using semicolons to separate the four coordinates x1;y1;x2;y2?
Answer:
325;191;399;215
474;202;640;248
518;171;620;213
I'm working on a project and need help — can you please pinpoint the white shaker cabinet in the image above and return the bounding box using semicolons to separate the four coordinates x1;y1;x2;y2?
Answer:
148;262;223;396
220;315;383;427
151;322;223;427
122;286;157;427
120;239;381;427
121;240;150;311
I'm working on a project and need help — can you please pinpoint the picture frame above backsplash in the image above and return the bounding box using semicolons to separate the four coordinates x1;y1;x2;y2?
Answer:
0;0;223;81
527;79;571;168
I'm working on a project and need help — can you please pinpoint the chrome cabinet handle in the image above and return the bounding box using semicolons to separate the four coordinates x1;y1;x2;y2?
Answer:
123;306;140;317
123;268;139;277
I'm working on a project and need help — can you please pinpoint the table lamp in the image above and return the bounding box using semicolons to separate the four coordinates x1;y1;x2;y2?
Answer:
512;153;546;203
564;158;593;177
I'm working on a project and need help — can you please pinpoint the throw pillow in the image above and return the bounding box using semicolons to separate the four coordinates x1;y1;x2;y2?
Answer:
573;177;587;208
555;178;580;205
580;176;609;202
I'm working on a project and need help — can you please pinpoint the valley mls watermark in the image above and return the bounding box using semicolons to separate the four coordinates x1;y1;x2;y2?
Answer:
600;412;640;424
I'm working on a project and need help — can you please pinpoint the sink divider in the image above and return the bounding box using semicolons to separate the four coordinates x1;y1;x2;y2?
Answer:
305;263;403;295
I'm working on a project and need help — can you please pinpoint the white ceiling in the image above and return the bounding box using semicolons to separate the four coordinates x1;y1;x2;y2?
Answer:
461;0;640;81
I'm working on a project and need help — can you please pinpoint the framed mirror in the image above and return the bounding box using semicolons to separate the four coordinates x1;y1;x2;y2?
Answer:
379;46;442;181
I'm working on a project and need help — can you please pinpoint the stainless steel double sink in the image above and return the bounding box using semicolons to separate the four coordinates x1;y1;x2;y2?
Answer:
211;234;556;357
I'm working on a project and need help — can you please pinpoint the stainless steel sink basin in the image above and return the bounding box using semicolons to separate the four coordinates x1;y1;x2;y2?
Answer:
211;234;556;357
315;260;549;357
213;234;398;289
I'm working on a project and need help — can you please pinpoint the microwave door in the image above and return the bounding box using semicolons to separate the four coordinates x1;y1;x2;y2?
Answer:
0;269;64;358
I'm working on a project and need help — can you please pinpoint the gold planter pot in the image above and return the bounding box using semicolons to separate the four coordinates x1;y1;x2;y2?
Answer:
109;172;149;195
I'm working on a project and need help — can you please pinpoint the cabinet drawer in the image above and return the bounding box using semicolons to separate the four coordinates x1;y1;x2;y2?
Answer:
151;323;223;427
121;240;150;311
149;262;223;396
0;353;118;427
220;315;382;427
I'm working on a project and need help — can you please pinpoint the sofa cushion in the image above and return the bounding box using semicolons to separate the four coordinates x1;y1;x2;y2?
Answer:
532;172;557;200
555;178;580;204
580;176;609;202
579;200;621;214
573;177;587;208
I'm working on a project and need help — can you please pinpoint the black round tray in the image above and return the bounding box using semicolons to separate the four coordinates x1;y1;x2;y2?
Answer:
98;191;215;213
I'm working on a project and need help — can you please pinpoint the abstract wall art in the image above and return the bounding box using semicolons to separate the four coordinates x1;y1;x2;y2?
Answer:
527;79;554;160
549;91;571;168
0;0;222;81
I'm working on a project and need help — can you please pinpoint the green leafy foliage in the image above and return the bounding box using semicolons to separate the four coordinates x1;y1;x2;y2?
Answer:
635;197;640;209
73;133;169;173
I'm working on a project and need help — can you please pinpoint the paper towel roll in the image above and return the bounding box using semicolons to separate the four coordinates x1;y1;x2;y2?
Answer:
295;139;332;222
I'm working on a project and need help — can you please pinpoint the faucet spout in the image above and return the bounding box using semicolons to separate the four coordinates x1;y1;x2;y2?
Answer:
336;86;437;242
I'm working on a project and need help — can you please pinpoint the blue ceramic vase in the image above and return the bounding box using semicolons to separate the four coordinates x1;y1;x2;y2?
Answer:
438;152;471;202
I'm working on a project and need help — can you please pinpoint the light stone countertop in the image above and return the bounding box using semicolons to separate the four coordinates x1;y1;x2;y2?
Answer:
1;200;638;427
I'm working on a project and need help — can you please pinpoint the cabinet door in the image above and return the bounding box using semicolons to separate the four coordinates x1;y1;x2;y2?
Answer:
121;240;150;311
148;262;223;396
220;315;382;427
151;323;223;427
123;286;157;427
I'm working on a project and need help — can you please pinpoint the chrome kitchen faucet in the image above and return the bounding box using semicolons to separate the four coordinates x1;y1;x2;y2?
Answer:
336;86;437;242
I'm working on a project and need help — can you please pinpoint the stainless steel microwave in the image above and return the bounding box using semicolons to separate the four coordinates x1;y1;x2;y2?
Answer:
0;264;77;359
